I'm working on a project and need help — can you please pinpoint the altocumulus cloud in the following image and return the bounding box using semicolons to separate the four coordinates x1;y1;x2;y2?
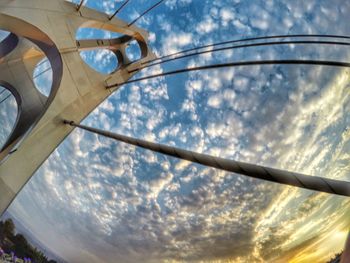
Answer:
3;0;350;262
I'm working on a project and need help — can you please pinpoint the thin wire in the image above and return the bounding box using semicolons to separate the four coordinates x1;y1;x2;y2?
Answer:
109;0;130;20
0;88;6;96
141;34;350;65
107;59;350;89
33;67;52;79
128;0;166;26
129;39;350;73
0;93;11;104
31;59;50;79
35;58;49;68
64;120;350;197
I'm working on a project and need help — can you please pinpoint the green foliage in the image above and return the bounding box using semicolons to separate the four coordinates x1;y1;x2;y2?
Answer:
0;218;57;263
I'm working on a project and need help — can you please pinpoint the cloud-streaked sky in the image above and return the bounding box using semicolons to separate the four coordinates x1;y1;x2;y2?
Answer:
0;29;17;148
1;0;350;262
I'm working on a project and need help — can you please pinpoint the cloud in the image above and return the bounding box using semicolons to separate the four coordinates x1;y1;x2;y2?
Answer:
2;0;350;263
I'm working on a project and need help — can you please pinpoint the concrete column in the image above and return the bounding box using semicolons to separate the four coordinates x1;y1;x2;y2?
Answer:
0;0;155;215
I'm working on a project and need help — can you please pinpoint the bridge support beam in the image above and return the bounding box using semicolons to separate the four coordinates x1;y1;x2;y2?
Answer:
0;0;155;216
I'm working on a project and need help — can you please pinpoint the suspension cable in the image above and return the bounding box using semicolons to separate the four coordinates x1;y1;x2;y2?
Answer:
0;88;6;96
141;34;350;66
109;0;130;20
76;0;86;11
129;39;350;73
107;59;350;89
128;0;166;26
64;120;350;197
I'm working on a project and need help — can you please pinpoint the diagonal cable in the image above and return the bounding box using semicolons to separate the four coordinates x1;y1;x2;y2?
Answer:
64;120;350;197
109;0;131;20
76;0;86;11
107;59;350;89
128;0;166;26
129;39;350;73
33;66;52;79
0;88;6;96
35;58;49;68
142;34;350;66
0;93;11;104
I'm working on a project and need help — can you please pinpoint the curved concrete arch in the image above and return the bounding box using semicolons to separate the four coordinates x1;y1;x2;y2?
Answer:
0;13;63;152
0;32;18;59
0;80;21;122
75;21;151;69
77;35;148;71
0;82;20;148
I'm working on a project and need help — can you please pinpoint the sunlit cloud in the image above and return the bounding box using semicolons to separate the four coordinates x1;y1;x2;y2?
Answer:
1;0;350;262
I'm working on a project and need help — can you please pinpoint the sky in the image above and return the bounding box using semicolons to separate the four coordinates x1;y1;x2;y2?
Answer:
1;0;350;262
0;30;17;148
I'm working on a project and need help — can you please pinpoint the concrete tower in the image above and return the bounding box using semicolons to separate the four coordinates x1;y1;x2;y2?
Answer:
0;0;155;214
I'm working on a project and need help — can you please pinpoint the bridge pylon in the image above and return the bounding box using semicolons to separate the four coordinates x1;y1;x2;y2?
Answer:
0;0;155;215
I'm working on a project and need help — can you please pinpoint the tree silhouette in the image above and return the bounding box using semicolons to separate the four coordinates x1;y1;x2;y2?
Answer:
3;219;15;238
0;218;57;263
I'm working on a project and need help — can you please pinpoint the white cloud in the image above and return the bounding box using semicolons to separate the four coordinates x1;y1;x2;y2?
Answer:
4;0;350;262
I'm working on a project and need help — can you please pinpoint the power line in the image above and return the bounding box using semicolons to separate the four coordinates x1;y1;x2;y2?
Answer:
64;120;350;197
128;0;166;26
107;59;350;89
141;34;350;65
109;0;130;20
129;39;350;73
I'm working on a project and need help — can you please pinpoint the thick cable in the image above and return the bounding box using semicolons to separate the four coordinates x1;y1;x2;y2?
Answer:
130;39;350;73
64;120;350;197
76;0;86;11
107;59;350;89
109;0;130;20
142;34;350;65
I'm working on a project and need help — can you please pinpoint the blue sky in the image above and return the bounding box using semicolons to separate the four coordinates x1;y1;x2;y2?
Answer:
1;0;350;262
0;30;17;147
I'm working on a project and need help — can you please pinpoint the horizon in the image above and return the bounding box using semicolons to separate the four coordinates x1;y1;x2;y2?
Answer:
0;0;350;262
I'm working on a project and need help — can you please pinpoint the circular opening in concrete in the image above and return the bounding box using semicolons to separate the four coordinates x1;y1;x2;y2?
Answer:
0;86;18;150
76;28;120;74
125;40;142;62
79;49;119;75
33;58;53;97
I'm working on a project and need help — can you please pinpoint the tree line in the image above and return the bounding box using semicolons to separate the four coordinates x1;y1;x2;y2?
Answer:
0;218;57;263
